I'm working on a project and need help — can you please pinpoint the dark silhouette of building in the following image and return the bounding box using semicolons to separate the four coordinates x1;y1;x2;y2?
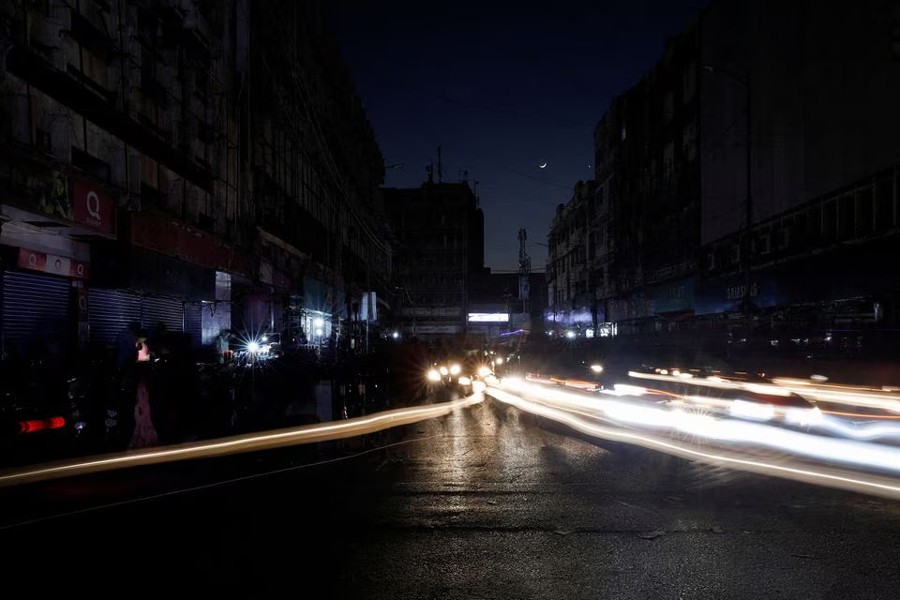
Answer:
382;181;483;343
551;0;900;348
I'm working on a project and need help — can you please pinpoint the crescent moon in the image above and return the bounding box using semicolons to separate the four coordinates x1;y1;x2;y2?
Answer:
539;162;547;169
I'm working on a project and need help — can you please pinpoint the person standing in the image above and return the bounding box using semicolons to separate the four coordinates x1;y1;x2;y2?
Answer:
128;335;159;449
108;322;141;449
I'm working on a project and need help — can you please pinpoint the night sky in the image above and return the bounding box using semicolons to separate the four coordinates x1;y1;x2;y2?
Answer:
328;1;702;273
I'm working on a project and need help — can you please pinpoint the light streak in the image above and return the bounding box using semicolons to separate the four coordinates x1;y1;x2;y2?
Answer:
485;386;900;501
629;371;794;397
772;377;900;414
494;378;900;478
0;395;484;488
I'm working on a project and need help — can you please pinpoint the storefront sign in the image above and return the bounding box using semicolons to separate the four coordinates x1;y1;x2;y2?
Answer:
71;180;116;235
17;247;90;279
650;277;695;314
130;212;250;276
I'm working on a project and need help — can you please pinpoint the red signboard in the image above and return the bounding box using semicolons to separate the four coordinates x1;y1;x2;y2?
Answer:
130;212;250;276
71;180;116;236
17;247;91;279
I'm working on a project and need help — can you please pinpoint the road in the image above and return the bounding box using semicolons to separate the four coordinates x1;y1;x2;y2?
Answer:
2;393;900;598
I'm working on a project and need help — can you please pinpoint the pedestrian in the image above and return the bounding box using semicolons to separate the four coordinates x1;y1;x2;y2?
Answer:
108;322;142;449
128;334;158;449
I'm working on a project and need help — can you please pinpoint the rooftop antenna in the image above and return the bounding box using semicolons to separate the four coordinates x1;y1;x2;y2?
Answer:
426;161;433;183
518;228;531;275
518;228;531;314
437;146;443;183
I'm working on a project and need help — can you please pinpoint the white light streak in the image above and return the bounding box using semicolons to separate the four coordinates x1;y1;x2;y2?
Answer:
485;386;900;501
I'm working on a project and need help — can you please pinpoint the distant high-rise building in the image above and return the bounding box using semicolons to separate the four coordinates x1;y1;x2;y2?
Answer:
382;181;483;342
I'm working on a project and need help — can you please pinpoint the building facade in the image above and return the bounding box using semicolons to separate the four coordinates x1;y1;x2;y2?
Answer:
697;0;900;342
547;21;700;338
553;0;900;347
382;180;483;343
0;0;389;362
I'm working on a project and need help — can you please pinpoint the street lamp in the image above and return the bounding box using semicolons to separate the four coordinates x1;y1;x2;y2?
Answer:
703;64;753;313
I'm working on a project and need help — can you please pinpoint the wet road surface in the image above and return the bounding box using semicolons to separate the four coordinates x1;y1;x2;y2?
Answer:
2;395;900;598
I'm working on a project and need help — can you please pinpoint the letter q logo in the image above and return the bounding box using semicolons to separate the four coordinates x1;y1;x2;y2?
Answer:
86;191;101;221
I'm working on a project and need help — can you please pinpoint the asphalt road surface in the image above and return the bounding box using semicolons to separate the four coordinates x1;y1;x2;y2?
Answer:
2;395;900;598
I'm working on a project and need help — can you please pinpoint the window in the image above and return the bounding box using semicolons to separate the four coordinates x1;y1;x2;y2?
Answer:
778;226;790;250
682;121;697;162
683;62;697;103
663;91;674;123
758;229;771;254
857;187;873;236
875;175;895;230
72;147;110;181
663;142;674;180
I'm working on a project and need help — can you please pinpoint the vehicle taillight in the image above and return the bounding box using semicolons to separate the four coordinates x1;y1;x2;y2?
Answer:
18;416;66;434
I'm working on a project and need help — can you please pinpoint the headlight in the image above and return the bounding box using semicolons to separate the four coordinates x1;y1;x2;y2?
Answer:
439;366;449;376
427;369;441;382
449;363;461;376
477;365;492;377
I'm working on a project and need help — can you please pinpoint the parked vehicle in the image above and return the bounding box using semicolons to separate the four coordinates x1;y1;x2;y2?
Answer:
0;357;79;467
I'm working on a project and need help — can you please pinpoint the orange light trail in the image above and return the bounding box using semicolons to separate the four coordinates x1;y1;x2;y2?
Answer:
0;394;484;488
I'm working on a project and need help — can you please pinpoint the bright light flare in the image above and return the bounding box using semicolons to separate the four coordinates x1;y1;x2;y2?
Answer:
590;364;604;373
427;369;442;382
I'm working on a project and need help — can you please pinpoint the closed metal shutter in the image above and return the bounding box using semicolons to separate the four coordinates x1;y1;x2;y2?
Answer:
2;270;72;357
88;288;142;347
141;295;183;334
183;302;203;349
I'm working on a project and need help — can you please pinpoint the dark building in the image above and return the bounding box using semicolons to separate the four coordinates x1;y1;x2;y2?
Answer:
240;0;390;352
382;180;483;343
546;180;601;333
697;0;900;340
547;20;699;338
0;0;389;362
569;0;900;345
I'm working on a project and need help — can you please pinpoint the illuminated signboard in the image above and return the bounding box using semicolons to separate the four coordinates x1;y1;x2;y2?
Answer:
467;313;509;323
17;247;90;279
